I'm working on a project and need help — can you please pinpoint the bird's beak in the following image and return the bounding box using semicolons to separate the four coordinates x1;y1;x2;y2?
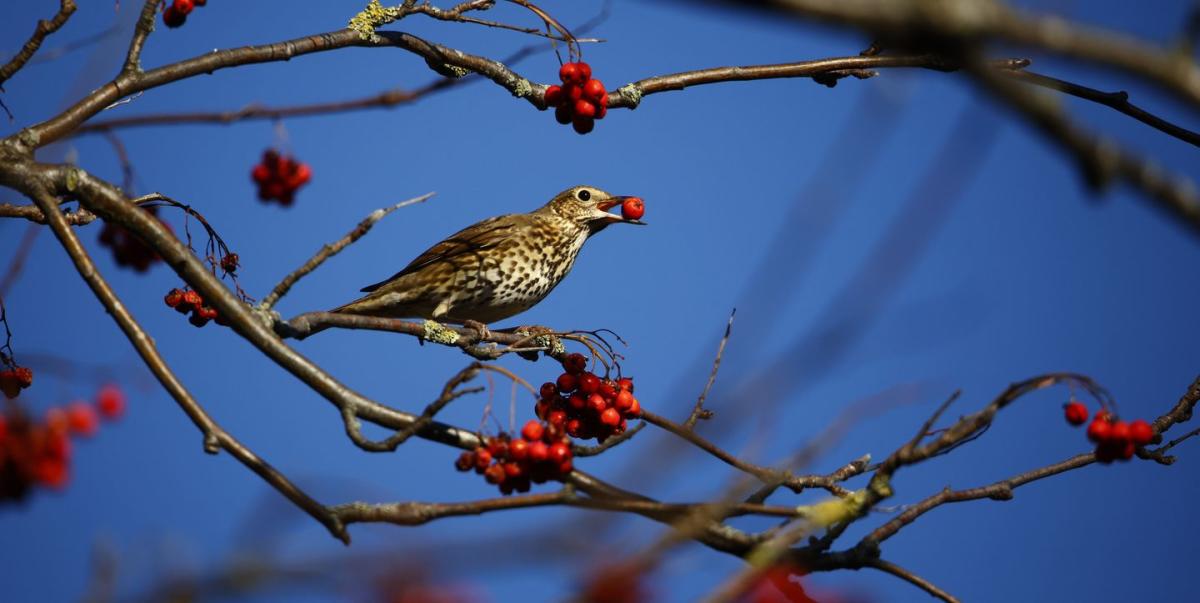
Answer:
593;196;647;225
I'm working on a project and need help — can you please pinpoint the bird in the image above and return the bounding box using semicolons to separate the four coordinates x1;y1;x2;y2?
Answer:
330;185;645;329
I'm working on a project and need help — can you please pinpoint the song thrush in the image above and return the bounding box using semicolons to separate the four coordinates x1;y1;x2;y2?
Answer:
331;185;644;325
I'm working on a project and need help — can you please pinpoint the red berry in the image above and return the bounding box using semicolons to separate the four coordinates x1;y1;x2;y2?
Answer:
1109;420;1131;445
547;409;567;429
252;164;271;183
568;394;586;410
595;104;608;120
181;290;202;309
558;459;574;475
566;418;583;438
601;407;621;427
197;306;218;321
1063;401;1088;426
556;373;578;392
188;311;210;327
162;5;186;27
455;451;475;471
544;85;563;107
174;0;195;15
588;394;608;415
164;288;184;307
96;384;126;419
0;371;18;399
1118;440;1136;460
534;400;549;419
567;84;583;102
474;447;492;469
484;463;506;484
549;441;571;464
1129;419;1154;446
522;420;545;442
577;62;592;81
46;407;69;435
503;462;524;479
1094;442;1117;464
598;381;617;400
579;373;601;395
572;116;595;135
540;382;559;399
0;415;7;444
614;390;635;412
583;79;605;102
487;436;509;458
574;99;596;119
626;397;641;417
13;367;32;389
554;103;573;125
509;438;529;461
621;197;645;221
1086;416;1111;443
529;441;549;463
66;402;99;438
563;353;587;375
559;62;580;84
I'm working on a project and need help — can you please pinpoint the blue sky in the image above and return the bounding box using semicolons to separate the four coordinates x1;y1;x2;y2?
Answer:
2;1;1198;601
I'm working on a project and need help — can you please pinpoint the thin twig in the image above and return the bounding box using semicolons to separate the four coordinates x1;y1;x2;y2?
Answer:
0;0;77;89
260;193;434;310
864;558;960;603
685;309;734;429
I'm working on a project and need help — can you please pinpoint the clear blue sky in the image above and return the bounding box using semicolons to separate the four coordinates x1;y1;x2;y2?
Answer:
2;1;1198;601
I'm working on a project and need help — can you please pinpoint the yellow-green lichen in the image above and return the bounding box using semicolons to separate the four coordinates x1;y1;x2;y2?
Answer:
617;84;642;109
349;0;404;41
796;488;870;529
423;319;461;345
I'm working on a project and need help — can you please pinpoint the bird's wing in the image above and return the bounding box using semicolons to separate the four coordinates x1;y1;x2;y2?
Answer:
359;214;518;292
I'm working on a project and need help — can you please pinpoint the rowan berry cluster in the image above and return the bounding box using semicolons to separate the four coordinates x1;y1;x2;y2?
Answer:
164;287;228;328
535;353;641;444
0;384;125;502
1063;401;1154;463
455;419;573;495
544;62;609;135
98;206;168;272
0;367;33;400
251;150;312;206
163;0;207;28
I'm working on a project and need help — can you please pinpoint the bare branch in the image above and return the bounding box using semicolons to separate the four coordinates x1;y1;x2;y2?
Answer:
864;558;960;603
1005;68;1200;148
122;0;163;74
0;0;77;89
686;309;734;428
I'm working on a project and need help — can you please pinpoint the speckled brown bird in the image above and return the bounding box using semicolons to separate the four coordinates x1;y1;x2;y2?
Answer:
331;185;644;325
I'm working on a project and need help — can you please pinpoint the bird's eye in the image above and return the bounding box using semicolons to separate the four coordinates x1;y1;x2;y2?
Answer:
577;189;591;201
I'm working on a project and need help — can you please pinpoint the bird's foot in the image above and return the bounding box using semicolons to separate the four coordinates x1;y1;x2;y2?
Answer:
462;319;491;344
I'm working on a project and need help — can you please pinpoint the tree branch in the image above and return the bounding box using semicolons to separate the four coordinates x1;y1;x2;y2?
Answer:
0;0;77;89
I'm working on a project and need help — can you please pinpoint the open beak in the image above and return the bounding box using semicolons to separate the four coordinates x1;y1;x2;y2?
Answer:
594;196;647;225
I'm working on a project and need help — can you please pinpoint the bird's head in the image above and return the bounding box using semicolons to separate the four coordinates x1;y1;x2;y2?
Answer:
538;185;646;234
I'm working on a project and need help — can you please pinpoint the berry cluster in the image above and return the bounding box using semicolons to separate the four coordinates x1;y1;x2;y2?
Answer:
621;197;645;221
0;384;125;502
535;353;641;444
1063;401;1154;463
251;150;311;206
455;420;574;495
163;0;207;28
544;62;609;135
98;206;169;272
164;287;228;328
0;367;33;400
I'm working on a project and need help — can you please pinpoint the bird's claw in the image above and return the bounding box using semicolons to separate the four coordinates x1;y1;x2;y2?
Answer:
463;319;491;344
